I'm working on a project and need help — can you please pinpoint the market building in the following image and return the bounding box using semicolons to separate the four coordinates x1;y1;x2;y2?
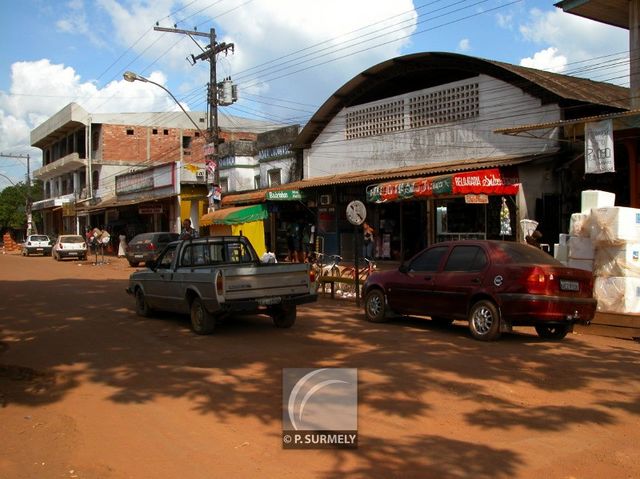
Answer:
30;102;279;238
221;52;632;262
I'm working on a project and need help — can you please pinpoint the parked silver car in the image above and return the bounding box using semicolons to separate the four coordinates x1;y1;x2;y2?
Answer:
125;232;180;267
22;234;53;256
52;234;87;261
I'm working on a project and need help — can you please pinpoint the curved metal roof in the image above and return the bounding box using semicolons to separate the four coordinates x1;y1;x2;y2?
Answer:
292;52;629;149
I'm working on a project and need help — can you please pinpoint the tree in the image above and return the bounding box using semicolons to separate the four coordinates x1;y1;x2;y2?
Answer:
0;181;43;233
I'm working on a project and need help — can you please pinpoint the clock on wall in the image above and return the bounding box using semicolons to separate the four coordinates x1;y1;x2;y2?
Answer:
346;200;367;226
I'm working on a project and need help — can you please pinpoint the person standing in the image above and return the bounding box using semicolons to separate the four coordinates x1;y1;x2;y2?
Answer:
180;218;198;240
118;233;127;257
363;222;375;260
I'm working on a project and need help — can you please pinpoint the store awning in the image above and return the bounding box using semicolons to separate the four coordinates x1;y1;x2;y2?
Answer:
366;167;520;203
200;204;268;226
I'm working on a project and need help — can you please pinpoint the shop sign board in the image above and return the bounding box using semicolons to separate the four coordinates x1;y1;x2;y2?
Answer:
116;163;174;195
366;168;519;203
266;190;303;201
139;206;163;214
465;194;489;204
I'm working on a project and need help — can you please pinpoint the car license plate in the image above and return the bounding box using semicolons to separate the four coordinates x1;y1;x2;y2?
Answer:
560;279;579;292
135;254;143;258
258;297;282;306
36;248;43;251
69;252;78;256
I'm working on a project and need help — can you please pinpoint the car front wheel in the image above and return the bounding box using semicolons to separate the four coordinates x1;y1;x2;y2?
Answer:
364;288;388;323
134;288;153;317
468;300;501;341
535;324;570;340
190;297;216;335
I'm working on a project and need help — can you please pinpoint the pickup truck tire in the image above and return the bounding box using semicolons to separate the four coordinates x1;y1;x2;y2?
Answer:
135;288;153;317
190;297;216;335
271;304;296;328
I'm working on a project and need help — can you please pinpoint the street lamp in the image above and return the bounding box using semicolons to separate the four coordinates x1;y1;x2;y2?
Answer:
122;71;205;136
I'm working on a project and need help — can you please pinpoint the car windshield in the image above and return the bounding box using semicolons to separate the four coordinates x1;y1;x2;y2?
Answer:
494;242;561;265
61;236;84;244
31;235;49;241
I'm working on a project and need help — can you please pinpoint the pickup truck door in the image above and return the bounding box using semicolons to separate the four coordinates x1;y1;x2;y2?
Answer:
143;244;183;312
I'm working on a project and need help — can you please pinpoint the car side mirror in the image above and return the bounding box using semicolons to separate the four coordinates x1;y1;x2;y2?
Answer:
146;259;157;270
398;263;409;274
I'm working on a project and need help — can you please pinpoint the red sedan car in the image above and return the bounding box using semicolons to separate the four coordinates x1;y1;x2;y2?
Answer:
362;240;596;341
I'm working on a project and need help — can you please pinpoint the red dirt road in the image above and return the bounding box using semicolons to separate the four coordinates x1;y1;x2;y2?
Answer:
1;252;639;478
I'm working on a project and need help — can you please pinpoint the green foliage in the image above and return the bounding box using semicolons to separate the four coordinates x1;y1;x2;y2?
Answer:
0;181;43;230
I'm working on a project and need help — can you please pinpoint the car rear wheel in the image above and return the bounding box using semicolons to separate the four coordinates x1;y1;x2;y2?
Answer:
134;288;153;317
190;297;216;335
468;300;501;341
535;324;570;340
271;304;296;328
364;288;388;323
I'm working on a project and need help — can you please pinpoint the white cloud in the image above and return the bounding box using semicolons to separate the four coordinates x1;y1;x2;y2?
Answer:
458;38;471;52
496;13;513;30
520;47;567;73
519;8;628;82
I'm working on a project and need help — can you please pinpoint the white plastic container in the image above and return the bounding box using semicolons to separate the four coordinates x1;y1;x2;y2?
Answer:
593;242;640;277
569;213;591;237
554;243;569;262
568;236;595;260
559;233;570;246
594;276;640;314
590;207;640;245
568;258;593;272
581;189;615;214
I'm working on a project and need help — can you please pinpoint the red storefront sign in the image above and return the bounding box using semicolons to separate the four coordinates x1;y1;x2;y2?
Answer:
366;168;519;203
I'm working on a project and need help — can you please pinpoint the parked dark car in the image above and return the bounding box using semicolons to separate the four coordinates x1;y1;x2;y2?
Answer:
125;232;180;267
362;240;597;341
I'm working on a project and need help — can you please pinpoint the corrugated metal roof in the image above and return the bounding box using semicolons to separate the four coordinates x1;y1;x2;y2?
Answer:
221;154;548;205
555;0;628;29
293;52;629;149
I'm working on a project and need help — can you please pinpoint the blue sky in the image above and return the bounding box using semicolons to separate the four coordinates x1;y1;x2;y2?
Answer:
0;0;628;188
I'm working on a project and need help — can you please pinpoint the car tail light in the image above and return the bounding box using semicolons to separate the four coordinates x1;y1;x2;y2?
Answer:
309;268;316;283
146;243;156;251
216;271;224;296
524;267;555;294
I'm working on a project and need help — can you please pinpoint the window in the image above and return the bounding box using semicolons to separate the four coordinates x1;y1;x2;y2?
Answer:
152;129;158;135
158;245;177;268
92;170;99;190
443;246;487;272
268;169;281;187
254;175;261;189
163;129;169;135
219;177;228;193
182;136;192;149
91;130;100;151
409;246;448;272
126;129;134;136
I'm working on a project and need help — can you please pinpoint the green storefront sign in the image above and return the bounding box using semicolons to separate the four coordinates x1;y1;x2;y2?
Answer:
266;190;303;201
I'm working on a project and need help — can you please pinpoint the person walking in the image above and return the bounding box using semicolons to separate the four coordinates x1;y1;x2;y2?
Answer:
118;233;127;257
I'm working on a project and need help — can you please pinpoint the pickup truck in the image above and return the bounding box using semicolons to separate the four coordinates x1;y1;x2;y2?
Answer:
126;236;317;334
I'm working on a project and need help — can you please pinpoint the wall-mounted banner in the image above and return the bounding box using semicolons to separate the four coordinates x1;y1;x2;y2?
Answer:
266;190;303;201
585;119;615;174
366;168;519;203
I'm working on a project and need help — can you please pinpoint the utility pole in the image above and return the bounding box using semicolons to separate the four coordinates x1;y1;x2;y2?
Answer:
154;26;236;211
0;152;33;235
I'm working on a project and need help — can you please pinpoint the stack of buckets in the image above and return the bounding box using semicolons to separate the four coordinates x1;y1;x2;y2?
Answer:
554;190;640;315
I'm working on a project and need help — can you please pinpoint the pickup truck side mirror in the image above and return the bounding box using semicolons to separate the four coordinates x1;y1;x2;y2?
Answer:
146;259;157;270
398;263;409;274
